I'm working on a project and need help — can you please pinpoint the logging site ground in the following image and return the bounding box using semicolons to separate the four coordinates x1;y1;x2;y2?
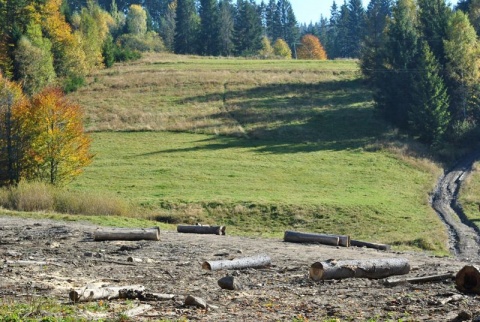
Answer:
2;53;480;321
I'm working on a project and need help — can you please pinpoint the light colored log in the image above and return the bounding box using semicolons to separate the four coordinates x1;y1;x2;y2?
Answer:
383;273;454;286
202;254;271;271
456;265;480;294
309;258;410;281
284;230;350;247
351;240;391;251
177;225;226;235
93;227;160;241
69;285;145;303
124;304;152;318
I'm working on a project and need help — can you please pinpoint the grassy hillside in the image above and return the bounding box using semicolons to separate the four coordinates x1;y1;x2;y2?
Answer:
68;53;448;253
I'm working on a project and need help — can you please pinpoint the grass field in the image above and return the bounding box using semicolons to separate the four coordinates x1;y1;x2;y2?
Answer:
65;53;450;253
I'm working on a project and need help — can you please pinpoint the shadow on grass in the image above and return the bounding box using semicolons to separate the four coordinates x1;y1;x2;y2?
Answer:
138;79;390;155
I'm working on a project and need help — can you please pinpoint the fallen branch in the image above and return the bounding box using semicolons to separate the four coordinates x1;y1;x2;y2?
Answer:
202;254;271;271
177;225;226;235
4;260;64;267
383;273;454;286
123;304;152;318
456;265;480;294
309;258;410;281
93;227;160;241
69;285;145;303
284;231;350;247
350;240;391;251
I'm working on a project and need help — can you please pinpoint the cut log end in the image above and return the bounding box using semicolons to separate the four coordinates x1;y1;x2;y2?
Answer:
456;265;480;294
309;262;325;281
202;262;212;270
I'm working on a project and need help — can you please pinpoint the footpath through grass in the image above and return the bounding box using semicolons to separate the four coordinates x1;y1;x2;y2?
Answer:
67;53;448;253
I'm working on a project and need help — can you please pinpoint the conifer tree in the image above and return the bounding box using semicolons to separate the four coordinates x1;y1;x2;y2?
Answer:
346;0;365;58
174;0;199;54
218;0;235;56
199;0;221;56
409;41;450;145
234;0;262;56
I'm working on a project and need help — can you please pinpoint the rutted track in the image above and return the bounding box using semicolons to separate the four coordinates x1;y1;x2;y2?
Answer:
431;152;480;260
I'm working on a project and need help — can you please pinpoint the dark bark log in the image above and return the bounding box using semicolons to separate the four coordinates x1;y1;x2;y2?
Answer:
69;285;145;303
383;273;454;286
350;239;391;251
177;225;226;235
93;227;160;241
218;276;242;290
456;265;480;294
284;230;350;247
202;254;271;271
309;258;410;281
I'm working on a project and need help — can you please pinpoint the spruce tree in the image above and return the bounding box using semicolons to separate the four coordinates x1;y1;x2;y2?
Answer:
374;0;420;129
174;0;199;54
218;0;235;56
409;41;450;145
199;0;221;56
346;0;365;58
326;1;340;59
234;0;262;56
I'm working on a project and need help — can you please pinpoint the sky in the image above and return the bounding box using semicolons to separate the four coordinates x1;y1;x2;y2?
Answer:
286;0;460;25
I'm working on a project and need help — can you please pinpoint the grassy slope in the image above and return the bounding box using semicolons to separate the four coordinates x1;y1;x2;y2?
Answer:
67;53;448;253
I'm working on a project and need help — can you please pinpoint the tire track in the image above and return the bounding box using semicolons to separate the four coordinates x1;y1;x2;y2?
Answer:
431;152;480;260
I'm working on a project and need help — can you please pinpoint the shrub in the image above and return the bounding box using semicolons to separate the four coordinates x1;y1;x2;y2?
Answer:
4;181;54;212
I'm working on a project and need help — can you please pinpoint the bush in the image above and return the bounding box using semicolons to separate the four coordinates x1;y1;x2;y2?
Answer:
117;32;165;53
2;181;54;212
63;74;85;93
113;45;141;62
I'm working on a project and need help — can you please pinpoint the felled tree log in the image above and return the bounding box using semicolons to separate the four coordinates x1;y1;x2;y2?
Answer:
309;258;410;281
284;230;350;247
350;239;391;251
202;254;271;271
93;227;160;241
384;273;454;286
177;225;226;235
69;285;145;303
456;265;480;294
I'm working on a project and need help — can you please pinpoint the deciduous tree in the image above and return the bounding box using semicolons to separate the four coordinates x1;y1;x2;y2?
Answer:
297;34;327;60
19;87;92;185
273;38;291;58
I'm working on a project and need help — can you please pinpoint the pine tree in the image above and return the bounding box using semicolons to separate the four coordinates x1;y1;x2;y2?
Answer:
218;0;235;56
374;0;420;129
199;0;221;56
234;0;263;56
417;0;452;65
174;0;199;54
326;1;340;58
360;0;392;82
409;41;450;145
346;0;365;58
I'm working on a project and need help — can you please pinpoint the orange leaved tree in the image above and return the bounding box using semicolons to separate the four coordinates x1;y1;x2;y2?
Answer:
19;87;92;185
297;34;327;60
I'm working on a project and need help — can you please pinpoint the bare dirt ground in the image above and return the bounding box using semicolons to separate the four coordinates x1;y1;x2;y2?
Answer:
1;216;480;322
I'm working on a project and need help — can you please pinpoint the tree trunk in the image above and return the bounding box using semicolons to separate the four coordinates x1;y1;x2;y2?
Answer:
202;254;271;271
284;230;350;247
455;265;480;294
384;273;454;286
93;227;160;241
309;258;410;281
351;239;391;251
177;225;226;235
69;285;145;303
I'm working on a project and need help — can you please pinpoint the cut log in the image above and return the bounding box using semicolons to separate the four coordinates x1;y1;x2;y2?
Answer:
202;254;271;271
284;230;350;247
351;240;391;251
69;285;145;303
93;227;160;241
309;258;410;281
218;276;242;290
456;265;480;294
177;225;226;235
383;273;454;286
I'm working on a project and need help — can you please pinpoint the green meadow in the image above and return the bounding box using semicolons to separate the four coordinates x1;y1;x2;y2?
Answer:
65;53;448;253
